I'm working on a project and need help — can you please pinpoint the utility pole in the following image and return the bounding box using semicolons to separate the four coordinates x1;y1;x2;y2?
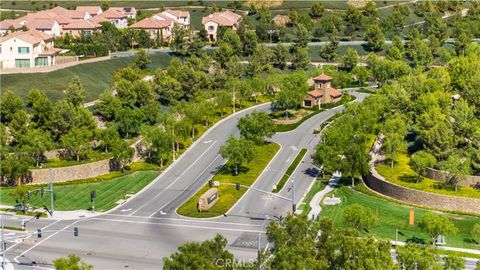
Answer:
292;178;296;213
1;213;5;270
49;169;54;217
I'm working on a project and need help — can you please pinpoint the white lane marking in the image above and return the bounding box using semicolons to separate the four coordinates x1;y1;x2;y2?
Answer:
148;154;223;217
159;211;167;215
203;140;212;144
4;233;16;236
103;213;263;227
14;220;78;263
120;208;132;212
6;219;61;252
92;217;264;233
290;145;298;151
129;140;217;216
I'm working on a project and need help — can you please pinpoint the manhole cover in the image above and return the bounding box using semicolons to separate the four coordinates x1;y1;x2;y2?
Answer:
231;232;267;249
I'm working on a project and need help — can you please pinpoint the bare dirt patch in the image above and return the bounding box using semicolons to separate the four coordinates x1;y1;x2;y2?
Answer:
244;0;283;9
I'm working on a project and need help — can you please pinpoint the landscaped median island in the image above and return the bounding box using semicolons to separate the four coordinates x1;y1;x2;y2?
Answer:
320;183;480;250
273;148;307;192
176;142;280;218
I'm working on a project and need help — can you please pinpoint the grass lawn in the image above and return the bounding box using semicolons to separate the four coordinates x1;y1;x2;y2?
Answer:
273;148;307;192
376;153;480;199
0;53;173;102
177;142;280;218
321;183;480;249
0;170;159;212
298;179;328;214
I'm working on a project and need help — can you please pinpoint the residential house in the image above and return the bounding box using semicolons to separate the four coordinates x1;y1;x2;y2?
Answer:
0;30;62;68
129;15;174;41
159;9;190;28
121;7;137;19
92;7;129;29
302;74;343;108
62;20;102;37
0;19;22;35
75;6;103;17
47;6;92;20
19;18;62;36
202;11;242;41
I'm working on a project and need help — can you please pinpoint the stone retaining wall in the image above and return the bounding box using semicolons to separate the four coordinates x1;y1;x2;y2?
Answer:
426;168;480;188
28;159;112;184
363;171;480;215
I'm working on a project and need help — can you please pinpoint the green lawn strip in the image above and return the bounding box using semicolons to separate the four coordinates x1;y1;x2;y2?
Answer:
0;53;172;102
320;185;480;249
177;142;280;218
0;171;159;211
433;249;480;260
376;153;480;199
273;149;307;193
298;179;328;214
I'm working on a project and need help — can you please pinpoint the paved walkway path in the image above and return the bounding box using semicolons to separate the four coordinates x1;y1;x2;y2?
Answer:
307;172;341;219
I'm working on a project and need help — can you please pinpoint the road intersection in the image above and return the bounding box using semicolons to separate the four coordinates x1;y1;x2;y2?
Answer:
2;91;368;269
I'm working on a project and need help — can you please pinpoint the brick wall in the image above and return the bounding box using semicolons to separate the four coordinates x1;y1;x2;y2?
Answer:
363;171;480;215
28;159;113;184
426;168;480;188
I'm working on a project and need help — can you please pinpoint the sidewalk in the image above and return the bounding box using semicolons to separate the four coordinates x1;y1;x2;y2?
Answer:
307;172;341;219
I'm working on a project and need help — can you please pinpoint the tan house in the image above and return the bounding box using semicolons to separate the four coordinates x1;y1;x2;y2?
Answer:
202;11;242;41
159;9;190;28
129;15;174;41
63;20;102;37
0;19;22;35
0;30;62;68
92;7;130;29
303;74;343;108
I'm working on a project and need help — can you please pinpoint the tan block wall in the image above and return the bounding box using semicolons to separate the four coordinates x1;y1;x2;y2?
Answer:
426;168;480;188
363;172;480;215
28;159;112;184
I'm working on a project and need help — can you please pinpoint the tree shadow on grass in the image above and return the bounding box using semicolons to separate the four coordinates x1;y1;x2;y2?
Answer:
406;236;426;245
217;164;250;176
399;174;423;183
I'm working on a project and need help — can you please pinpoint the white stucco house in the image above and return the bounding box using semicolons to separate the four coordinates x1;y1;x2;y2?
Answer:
92;7;129;29
129;15;174;41
202;11;242;41
0;30;62;68
159;9;190;28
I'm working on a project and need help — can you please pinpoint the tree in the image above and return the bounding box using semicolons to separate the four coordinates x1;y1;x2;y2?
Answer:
132;80;155;106
100;1;109;11
340;47;358;72
142;126;172;167
27;88;54;129
242;30;258;56
397;244;443;270
9;185;28;211
309;2;324;18
443;254;465;270
111;139;134;172
406;37;433;67
53;254;93;270
135;49;151;69
441;154;472;192
65;76;85;107
219;136;255;175
245;45;273;76
410;150;436;181
352;66;370;85
343;203;378;230
214;91;231;117
471;223;480;244
97;126;120;153
135;29;153;49
213;43;234;68
169;24;190;56
61;127;93;161
153;70;183;104
0;91;23;123
219;28;242;55
342;135;371;187
19;129;54;167
94;90;122;121
114;108;144;138
319;34;339;62
364;23;385;52
163;234;235;270
386;35;404;60
272;43;288;70
344;6;363;36
237;111;275;145
273;72;309;114
290;47;310;70
419;213;458;246
294;24;310;49
382;114;408;168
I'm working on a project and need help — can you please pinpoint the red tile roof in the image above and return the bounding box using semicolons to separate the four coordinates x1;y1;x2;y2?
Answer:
75;6;102;16
202;11;242;26
0;19;22;30
63;19;101;30
308;87;342;98
312;74;333;81
163;9;189;18
99;8;127;19
0;29;53;44
129;17;172;29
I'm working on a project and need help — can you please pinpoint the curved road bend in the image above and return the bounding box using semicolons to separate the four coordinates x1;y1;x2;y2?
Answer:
3;92;371;269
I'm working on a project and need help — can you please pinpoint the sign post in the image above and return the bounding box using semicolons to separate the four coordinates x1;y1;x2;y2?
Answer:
409;208;415;225
90;191;96;212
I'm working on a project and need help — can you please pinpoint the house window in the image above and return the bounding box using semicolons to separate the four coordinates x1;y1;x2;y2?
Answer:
208;25;214;31
83;30;92;36
35;57;48;66
18;47;29;53
15;59;30;68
